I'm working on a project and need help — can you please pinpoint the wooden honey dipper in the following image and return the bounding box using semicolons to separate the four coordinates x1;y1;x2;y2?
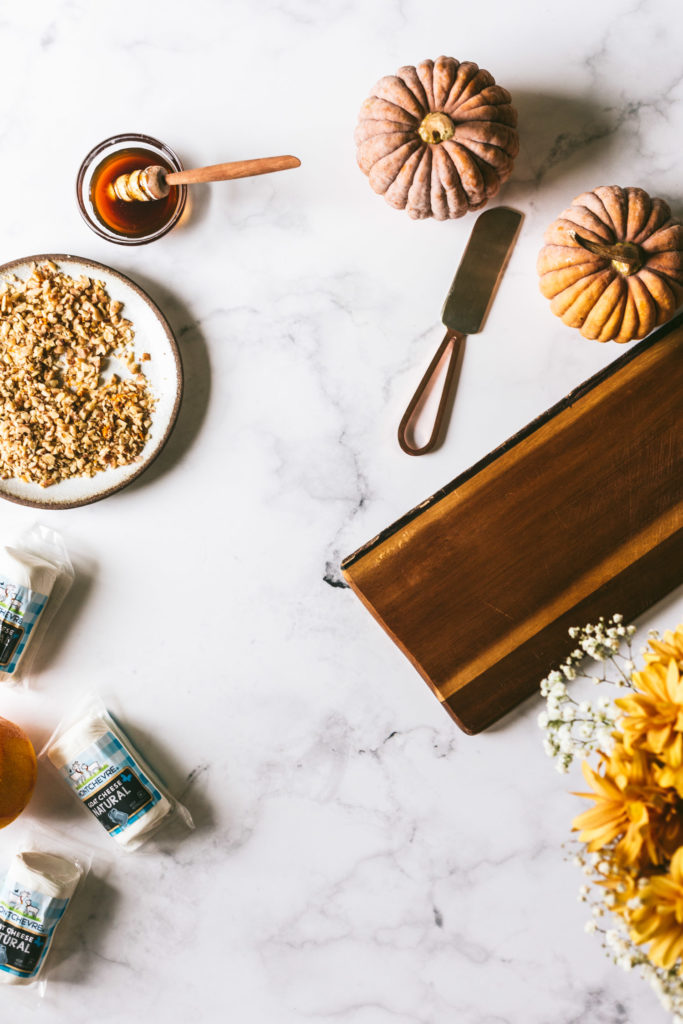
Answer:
112;154;301;201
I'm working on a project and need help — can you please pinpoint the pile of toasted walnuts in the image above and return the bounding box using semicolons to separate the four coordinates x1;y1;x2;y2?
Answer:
0;262;154;487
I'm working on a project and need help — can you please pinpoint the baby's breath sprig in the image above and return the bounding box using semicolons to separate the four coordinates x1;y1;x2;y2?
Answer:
571;845;683;1021
538;614;637;773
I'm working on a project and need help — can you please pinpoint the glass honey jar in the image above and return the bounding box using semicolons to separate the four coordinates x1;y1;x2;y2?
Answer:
76;133;187;245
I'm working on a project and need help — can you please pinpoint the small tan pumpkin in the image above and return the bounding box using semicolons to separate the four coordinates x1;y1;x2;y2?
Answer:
355;56;519;220
537;186;683;343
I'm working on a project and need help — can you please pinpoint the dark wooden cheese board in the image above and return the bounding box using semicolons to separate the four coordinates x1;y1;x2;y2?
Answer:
342;317;683;734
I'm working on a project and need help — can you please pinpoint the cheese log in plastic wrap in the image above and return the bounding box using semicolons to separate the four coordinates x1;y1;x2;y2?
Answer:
0;851;81;985
47;708;172;850
0;540;59;682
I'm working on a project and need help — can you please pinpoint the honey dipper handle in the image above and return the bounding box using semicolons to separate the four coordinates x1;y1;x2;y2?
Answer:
165;155;301;185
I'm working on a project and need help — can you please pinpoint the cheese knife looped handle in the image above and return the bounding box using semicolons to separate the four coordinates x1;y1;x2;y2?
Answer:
397;330;464;456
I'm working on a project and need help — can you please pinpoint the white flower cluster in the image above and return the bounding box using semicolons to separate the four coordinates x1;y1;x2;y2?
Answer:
538;615;637;772
572;847;683;1020
569;614;636;663
601;929;683;1018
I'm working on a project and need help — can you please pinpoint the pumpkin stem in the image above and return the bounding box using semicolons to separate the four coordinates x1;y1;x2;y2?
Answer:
418;112;455;145
571;231;644;277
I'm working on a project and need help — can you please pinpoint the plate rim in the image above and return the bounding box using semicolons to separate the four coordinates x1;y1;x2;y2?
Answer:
0;252;183;510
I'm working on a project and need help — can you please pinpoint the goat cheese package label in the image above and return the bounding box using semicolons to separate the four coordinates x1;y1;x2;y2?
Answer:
0;579;48;675
0;877;68;979
60;731;164;836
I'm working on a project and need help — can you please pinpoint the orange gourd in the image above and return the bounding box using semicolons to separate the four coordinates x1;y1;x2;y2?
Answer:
537;186;683;342
0;717;37;828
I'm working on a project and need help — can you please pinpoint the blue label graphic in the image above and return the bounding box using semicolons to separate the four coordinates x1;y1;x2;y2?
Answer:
0;577;48;674
61;731;163;837
0;878;68;979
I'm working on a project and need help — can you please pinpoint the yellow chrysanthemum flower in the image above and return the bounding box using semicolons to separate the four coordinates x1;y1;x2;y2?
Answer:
573;745;683;868
646;627;683;669
617;659;683;757
630;846;683;971
654;735;683;799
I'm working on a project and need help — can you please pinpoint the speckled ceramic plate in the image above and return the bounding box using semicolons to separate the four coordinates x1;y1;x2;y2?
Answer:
0;254;183;509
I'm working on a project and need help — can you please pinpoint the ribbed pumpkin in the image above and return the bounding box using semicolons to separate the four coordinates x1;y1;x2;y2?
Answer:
355;56;519;220
538;186;683;343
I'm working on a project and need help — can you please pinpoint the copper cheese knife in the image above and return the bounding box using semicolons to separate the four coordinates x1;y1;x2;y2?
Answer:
397;206;523;456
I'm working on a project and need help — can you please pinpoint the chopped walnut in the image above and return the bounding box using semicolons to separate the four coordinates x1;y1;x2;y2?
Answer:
0;262;155;487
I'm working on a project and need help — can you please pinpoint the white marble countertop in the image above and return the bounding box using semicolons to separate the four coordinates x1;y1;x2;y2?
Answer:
1;1;682;1020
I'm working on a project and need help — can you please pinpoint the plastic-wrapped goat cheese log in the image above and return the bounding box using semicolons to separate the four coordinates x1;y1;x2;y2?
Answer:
0;524;73;686
44;697;193;851
0;835;86;987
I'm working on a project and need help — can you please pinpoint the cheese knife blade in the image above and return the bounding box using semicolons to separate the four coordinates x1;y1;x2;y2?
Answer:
441;206;523;335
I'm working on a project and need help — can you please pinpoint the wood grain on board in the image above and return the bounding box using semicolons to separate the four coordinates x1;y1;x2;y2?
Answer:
342;319;683;734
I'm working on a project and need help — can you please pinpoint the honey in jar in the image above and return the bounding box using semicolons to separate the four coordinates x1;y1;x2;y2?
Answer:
89;147;181;240
0;716;37;828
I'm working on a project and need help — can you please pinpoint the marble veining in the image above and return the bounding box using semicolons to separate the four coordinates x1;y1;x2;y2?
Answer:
0;1;681;1022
